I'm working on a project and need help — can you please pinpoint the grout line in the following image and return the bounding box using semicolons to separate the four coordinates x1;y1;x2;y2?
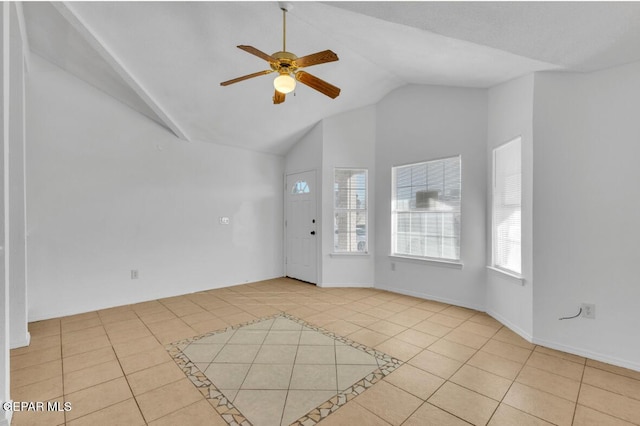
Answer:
59;321;67;425
102;310;152;425
398;400;473;426
571;362;588;426
278;316;304;426
396;323;501;424
333;334;339;395
377;380;426;424
234;317;275;399
484;341;538;425
62;378;134;424
192;326;239;380
350;399;397;425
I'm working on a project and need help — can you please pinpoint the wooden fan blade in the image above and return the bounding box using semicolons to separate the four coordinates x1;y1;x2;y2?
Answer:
294;50;339;68
220;70;273;86
295;71;341;99
273;90;286;104
238;45;277;63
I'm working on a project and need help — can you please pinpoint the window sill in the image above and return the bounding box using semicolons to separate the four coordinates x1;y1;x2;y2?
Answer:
389;255;463;269
487;266;525;285
330;252;370;257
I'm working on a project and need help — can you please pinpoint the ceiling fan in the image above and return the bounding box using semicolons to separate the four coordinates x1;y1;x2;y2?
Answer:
220;3;340;104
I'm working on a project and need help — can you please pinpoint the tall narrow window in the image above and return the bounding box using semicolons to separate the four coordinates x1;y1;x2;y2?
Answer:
392;156;461;261
493;137;522;274
334;169;367;253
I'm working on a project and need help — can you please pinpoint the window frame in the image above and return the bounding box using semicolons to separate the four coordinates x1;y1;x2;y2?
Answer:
391;155;462;263
332;167;368;254
491;136;522;276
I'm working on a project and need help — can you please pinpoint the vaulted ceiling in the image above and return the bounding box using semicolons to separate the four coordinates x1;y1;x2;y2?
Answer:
22;2;640;154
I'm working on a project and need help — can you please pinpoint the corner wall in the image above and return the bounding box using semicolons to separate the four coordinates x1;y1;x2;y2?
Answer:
1;5;11;423
2;3;30;422
374;85;488;310
485;75;534;339
532;62;640;370
26;55;285;320
321;106;376;287
8;2;28;349
284;105;377;288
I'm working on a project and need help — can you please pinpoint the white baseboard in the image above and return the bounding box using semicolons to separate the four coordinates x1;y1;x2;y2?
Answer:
10;332;31;349
28;276;286;322
361;284;640;373
318;282;373;288
375;284;485;312
532;337;640;373
486;310;639;372
485;309;533;342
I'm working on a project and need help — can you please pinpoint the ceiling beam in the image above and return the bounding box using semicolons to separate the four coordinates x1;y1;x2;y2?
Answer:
52;2;191;142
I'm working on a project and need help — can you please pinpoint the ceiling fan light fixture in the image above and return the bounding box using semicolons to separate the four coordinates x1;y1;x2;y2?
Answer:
220;3;340;104
274;73;296;94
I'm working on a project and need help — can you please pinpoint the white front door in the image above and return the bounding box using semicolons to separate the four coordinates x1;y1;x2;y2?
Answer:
285;171;317;284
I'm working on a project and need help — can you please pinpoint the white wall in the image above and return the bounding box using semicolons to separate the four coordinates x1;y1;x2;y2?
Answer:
285;105;377;288
8;2;28;349
26;55;285;321
284;122;323;176
2;4;29;423
1;5;11;424
374;85;488;310
321;106;376;287
284;121;323;283
485;75;534;339
532;61;640;370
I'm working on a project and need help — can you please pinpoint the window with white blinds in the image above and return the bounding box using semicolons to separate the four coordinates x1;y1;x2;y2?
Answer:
334;169;367;253
492;137;522;274
392;156;461;261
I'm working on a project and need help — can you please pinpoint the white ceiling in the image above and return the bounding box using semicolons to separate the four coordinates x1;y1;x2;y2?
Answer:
23;2;168;129
22;2;640;155
329;1;640;72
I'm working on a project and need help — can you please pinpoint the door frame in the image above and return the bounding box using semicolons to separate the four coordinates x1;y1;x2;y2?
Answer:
284;169;320;284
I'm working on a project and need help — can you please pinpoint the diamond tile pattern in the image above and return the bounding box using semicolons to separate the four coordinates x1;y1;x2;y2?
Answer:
179;317;382;425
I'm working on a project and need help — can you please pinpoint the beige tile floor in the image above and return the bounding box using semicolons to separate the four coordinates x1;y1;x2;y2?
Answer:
9;277;640;426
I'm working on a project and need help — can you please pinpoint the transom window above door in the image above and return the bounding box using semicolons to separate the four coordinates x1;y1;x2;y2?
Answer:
291;180;310;194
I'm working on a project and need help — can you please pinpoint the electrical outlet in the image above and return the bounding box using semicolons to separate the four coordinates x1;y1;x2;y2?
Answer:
581;303;595;319
131;270;139;279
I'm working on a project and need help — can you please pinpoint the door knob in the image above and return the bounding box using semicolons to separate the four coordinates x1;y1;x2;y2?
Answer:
310;231;316;235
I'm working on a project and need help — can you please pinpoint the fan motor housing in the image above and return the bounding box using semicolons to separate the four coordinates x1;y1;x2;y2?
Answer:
271;51;300;73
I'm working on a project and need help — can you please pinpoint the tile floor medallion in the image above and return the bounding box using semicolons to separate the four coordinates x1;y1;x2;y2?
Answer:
167;313;402;426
